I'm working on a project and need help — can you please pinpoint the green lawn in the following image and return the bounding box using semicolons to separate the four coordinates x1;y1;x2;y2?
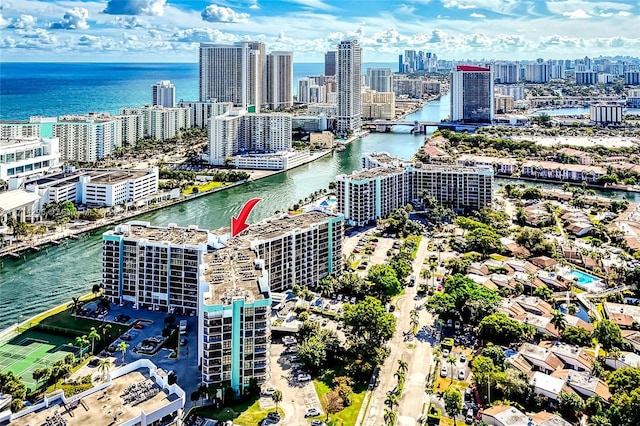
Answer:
314;370;367;426
38;308;115;337
192;399;283;426
182;181;224;195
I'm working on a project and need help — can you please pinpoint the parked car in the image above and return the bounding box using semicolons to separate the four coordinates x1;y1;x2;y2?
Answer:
298;373;312;382
88;358;99;367
305;408;320;417
180;337;188;346
460;354;467;363
263;386;276;396
442;348;450;358
440;366;448;377
458;370;466;380
133;322;145;330
311;420;326;426
267;411;281;421
289;355;299;363
465;408;474;424
121;334;132;341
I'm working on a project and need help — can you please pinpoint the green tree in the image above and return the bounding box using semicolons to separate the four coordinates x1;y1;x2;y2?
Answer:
588;415;612;426
384;408;397;426
561;326;593;346
447;354;457;384
368;264;403;297
385;392;399;410
425;275;500;324
550;310;567;337
481;345;506;367
271;389;283;414
533;284;553;302
443;387;463;425
608;367;640;395
608;388;640;426
298;336;327;371
88;327;101;354
9;399;24;413
558;391;585;422
344;297;396;365
465;227;502;256
75;335;89;355
593;319;623;351
476;313;532;345
117;341;129;364
98;358;113;381
32;367;51;391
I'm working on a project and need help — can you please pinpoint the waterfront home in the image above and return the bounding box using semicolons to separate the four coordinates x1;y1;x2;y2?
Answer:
556;147;593;166
456;154;517;175
521;160;605;183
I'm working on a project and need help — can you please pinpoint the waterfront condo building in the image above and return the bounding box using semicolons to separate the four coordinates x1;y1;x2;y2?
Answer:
265;51;293;110
199;248;271;392
102;222;213;315
337;154;494;226
450;65;494;124
102;209;343;394
336;40;362;133
207;109;292;166
199;42;266;111
152;80;176;108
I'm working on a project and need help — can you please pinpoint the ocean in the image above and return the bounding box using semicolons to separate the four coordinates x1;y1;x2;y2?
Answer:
0;62;396;120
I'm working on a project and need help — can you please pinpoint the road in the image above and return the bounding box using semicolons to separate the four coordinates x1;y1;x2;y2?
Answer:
361;235;433;425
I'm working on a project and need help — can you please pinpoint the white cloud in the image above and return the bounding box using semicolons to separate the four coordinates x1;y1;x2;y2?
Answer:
249;0;260;9
102;0;166;16
470;12;486;18
283;0;337;12
562;9;590;19
50;7;89;30
0;13;11;29
275;31;294;43
618;11;630;17
172;27;238;43
113;16;148;29
8;14;36;29
201;4;249;23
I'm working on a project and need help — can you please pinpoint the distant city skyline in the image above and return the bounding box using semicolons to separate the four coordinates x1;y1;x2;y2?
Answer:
0;0;638;62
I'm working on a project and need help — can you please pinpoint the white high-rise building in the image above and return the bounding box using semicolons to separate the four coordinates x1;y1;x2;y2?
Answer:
53;114;119;162
120;106;192;140
336;39;362;133
208;110;292;165
266;51;293;110
199;42;265;111
366;68;392;93
178;100;233;129
0;137;60;180
114;114;143;146
152;80;176;108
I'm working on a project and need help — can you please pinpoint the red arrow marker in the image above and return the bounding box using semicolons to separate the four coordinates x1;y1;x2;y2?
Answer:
231;198;261;237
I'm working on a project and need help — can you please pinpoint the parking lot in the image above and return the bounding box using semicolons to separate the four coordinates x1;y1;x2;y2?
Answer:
262;340;323;425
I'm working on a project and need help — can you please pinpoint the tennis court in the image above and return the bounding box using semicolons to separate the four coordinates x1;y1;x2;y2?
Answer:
0;331;83;391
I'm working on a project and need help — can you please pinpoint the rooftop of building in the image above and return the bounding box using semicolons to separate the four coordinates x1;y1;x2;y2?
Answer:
108;221;210;246
10;368;179;426
482;405;532;426
0;189;40;211
0;137;52;149
230;210;340;242
27;169;153;188
203;246;268;305
340;166;407;180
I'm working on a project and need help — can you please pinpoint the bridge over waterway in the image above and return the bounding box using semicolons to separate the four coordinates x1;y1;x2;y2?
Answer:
362;120;478;134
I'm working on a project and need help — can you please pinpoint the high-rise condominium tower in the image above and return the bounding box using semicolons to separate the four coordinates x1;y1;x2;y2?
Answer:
366;68;392;93
450;65;494;124
199;42;265;111
325;51;337;76
266;51;293;110
152;80;176;108
336;40;362;133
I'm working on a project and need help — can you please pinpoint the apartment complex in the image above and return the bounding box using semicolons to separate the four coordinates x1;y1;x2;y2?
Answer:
152;80;176;108
0;122;42;139
120;106;192;141
0;137;60;180
199;42;266;111
265;51;293;110
366;68;392;93
324;51;337;76
337;154;494;226
53;114;119;163
336;40;362;132
102;209;344;394
450;65;494;123
590;104;623;125
207;109;292;166
362;89;395;120
177;100;233;129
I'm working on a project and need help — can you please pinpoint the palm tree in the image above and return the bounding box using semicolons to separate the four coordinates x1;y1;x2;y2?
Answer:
384;408;397;426
32;367;51;391
447;354;457;384
88;327;101;354
398;360;408;376
98;358;113;381
100;323;112;339
394;370;406;386
117;341;129;365
75;335;89;355
271;389;283;414
385;392;399;410
567;303;579;316
550;310;567;338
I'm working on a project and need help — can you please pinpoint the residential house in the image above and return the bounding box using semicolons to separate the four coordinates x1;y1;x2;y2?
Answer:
604;351;640;369
603;302;640;328
622;330;640;353
557;147;593;166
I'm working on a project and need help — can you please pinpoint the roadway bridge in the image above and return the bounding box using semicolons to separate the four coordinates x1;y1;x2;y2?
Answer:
362;120;478;134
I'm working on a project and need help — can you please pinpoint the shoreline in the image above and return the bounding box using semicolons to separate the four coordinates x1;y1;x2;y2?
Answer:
0;149;333;260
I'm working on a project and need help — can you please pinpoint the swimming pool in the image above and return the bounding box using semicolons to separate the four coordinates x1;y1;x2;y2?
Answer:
571;269;600;286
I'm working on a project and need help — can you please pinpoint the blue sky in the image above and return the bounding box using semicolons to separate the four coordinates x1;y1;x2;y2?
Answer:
0;0;638;62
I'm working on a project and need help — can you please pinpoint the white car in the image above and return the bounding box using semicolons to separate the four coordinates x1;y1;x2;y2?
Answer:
440;365;448;377
262;386;276;396
305;408;320;417
458;370;466;380
282;336;297;345
350;297;356;304
298;373;312;382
